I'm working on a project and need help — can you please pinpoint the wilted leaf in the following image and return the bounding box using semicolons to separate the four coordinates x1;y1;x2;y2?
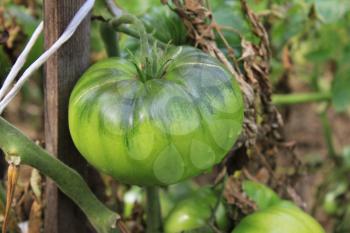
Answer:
28;201;42;233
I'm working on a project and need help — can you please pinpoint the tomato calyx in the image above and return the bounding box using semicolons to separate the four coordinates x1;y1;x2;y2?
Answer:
110;14;172;83
131;44;173;82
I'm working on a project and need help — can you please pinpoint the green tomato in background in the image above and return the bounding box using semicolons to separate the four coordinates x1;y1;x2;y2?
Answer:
134;1;252;56
142;7;187;45
164;187;228;233
121;6;187;55
232;201;326;233
160;181;198;218
123;186;143;218
69;46;244;186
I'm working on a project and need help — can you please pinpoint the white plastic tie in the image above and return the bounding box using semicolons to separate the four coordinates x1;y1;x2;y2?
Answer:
0;22;43;100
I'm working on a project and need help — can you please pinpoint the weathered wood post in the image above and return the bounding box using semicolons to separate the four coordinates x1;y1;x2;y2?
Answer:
43;1;94;232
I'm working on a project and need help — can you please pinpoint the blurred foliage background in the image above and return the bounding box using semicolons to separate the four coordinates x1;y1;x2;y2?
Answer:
0;0;350;232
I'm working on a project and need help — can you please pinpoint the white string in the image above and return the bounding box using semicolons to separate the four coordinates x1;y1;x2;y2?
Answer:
0;22;44;100
0;0;95;114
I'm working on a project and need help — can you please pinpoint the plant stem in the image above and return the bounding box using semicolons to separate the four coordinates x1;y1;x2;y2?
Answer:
145;186;162;233
110;22;166;49
319;105;337;159
272;91;331;105
100;23;120;57
104;0;123;17
0;117;125;233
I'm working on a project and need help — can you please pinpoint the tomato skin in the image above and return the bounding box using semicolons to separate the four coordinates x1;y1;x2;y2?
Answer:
164;187;228;233
69;46;243;186
232;201;325;233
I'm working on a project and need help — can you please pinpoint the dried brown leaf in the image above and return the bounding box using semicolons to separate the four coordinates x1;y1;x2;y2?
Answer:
28;201;42;233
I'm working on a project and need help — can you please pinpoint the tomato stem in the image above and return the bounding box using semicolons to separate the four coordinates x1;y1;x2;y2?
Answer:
272;91;331;105
0;117;125;233
145;186;162;233
319;105;337;159
114;24;167;48
100;22;120;57
109;15;169;82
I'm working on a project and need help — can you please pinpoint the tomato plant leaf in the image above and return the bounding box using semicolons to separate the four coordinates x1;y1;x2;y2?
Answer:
242;181;281;210
314;0;350;23
115;0;161;15
7;5;39;35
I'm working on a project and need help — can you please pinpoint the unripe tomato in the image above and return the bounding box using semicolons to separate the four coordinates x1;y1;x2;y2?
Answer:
142;7;187;45
121;7;187;54
69;46;244;185
164;187;228;233
232;201;325;233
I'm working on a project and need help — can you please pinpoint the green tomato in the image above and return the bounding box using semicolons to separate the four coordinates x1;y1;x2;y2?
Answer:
121;6;187;55
123;186;143;218
164;187;228;233
143;7;187;45
242;180;281;210
232;201;326;233
160;181;198;218
69;46;243;185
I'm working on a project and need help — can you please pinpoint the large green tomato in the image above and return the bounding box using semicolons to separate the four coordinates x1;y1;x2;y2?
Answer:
232;201;326;233
164;187;228;233
69;46;243;185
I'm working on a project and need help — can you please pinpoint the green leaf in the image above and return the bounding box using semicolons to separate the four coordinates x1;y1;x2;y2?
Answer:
270;2;309;49
5;5;43;69
242;181;281;210
213;1;252;48
332;64;350;112
314;0;350;23
115;0;161;15
93;0;113;18
7;5;39;35
336;206;350;233
245;0;269;13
